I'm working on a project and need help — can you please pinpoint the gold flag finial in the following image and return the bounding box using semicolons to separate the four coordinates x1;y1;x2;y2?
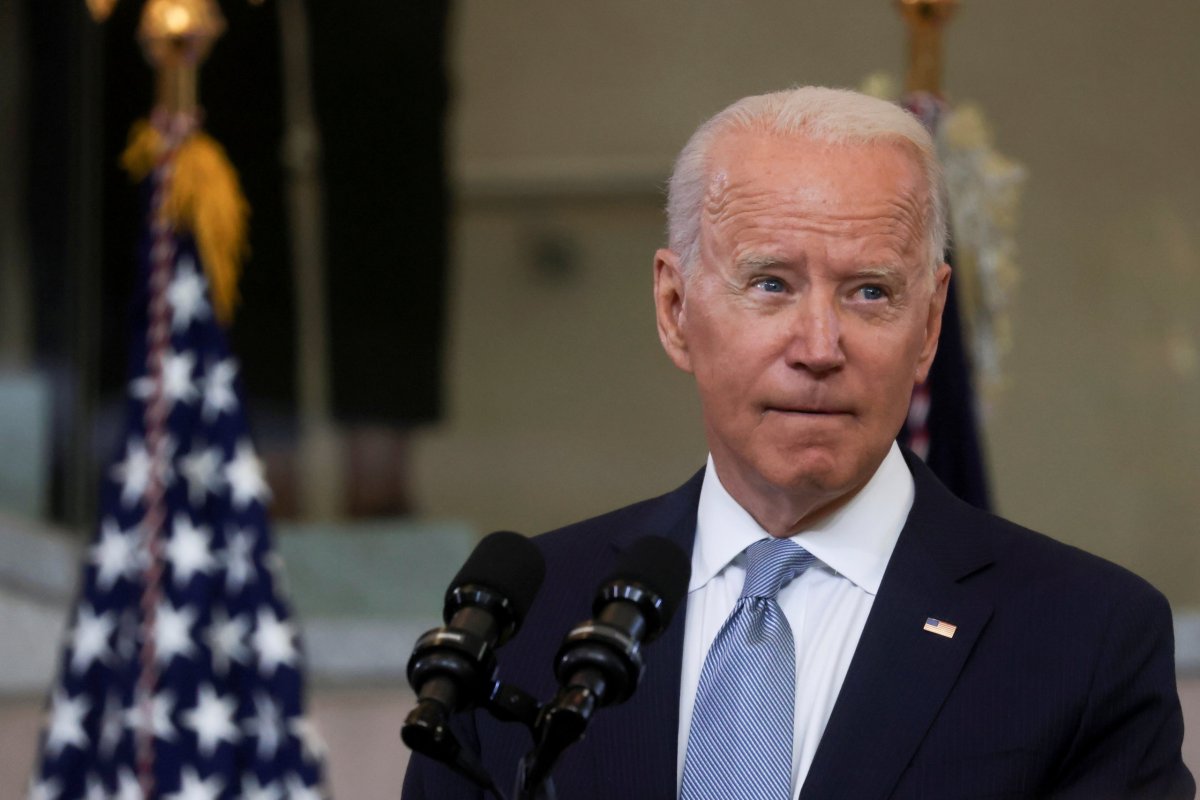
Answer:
897;0;960;95
138;0;227;115
86;0;120;22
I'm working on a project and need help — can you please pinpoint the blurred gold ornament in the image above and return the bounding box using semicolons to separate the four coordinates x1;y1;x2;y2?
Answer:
897;0;960;95
137;0;227;115
123;122;249;324
88;0;260;25
86;0;120;22
138;0;226;68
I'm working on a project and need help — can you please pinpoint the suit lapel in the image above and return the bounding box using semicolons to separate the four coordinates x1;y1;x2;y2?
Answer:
800;454;996;800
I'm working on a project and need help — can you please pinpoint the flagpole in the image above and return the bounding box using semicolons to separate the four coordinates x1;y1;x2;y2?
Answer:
896;0;959;462
897;0;959;95
133;3;223;794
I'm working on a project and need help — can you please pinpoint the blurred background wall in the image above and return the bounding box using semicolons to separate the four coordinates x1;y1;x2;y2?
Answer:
1;0;1198;796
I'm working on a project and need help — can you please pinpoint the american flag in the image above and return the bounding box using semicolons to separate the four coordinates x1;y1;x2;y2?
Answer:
923;617;958;639
28;114;328;799
898;92;992;513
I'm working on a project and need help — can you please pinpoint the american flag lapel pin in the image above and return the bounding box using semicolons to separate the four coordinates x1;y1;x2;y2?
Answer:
923;617;957;639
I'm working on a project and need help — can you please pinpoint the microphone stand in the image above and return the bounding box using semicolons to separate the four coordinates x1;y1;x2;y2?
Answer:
514;759;559;800
402;700;502;797
402;677;542;800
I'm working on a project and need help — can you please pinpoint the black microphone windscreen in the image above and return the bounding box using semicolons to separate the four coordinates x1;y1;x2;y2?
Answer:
606;536;691;626
448;530;546;624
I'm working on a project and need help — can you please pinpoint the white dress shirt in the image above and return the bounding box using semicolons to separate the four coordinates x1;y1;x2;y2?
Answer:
677;442;914;798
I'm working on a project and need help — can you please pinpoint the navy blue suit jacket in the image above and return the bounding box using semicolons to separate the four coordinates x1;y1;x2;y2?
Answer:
404;452;1194;799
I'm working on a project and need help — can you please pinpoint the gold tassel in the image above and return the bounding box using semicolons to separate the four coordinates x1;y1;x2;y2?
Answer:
121;119;162;183
121;119;250;325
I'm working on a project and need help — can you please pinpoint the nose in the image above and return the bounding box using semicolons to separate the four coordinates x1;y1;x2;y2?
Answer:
782;294;845;374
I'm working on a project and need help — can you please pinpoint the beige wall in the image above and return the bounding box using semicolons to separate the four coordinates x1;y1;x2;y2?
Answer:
414;0;1200;606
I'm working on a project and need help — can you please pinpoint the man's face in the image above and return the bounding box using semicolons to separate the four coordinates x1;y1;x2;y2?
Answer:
654;130;950;529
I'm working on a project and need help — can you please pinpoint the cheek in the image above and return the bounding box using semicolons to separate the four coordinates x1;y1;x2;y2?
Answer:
847;324;928;394
686;321;775;410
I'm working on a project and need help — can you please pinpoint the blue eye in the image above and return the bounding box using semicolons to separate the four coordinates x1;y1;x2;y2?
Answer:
858;285;886;301
755;278;786;293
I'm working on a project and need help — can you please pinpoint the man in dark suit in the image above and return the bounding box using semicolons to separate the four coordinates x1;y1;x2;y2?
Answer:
404;87;1194;799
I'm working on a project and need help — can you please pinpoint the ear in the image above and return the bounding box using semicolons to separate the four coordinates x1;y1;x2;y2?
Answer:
914;262;952;384
653;248;694;373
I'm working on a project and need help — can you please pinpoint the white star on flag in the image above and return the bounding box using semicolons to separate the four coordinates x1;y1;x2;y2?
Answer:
45;687;90;757
110;438;154;508
111;435;177;508
253;607;298;677
161;349;199;407
201;357;239;422
69;604;115;675
164;766;223;800
155;600;199;665
290;715;329;765
166;514;217;587
179;444;225;508
244;692;286;759
205;607;252;675
167;254;211;332
225;439;271;510
90;517;142;591
125;690;177;743
222;526;259;593
182;684;240;757
129;349;199;411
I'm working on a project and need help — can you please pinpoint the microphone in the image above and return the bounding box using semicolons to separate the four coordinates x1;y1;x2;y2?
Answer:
403;530;546;791
520;535;691;795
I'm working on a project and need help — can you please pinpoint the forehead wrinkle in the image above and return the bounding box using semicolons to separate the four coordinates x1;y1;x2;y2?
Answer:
707;168;925;226
700;154;931;267
716;201;924;257
702;168;774;231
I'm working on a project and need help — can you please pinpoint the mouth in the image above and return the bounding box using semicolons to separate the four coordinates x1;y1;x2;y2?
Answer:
763;406;852;417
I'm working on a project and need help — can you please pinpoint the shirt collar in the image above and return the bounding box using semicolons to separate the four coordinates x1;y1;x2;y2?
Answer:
692;442;914;595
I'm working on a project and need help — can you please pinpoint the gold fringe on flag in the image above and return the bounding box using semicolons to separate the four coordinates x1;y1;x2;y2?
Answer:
122;119;249;325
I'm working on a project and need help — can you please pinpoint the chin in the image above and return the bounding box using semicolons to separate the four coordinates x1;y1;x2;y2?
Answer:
752;448;859;498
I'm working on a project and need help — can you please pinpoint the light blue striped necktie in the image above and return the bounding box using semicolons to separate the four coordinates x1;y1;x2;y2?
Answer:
680;537;815;800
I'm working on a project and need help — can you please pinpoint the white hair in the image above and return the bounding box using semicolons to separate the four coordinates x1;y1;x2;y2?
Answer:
665;86;947;274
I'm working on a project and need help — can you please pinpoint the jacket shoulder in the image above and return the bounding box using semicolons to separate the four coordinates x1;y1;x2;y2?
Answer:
976;507;1168;605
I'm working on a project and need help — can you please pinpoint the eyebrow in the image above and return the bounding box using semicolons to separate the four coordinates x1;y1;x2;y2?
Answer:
734;253;789;272
853;264;906;280
734;255;906;281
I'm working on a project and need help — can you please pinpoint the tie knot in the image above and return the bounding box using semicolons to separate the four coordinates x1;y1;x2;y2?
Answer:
740;538;814;599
